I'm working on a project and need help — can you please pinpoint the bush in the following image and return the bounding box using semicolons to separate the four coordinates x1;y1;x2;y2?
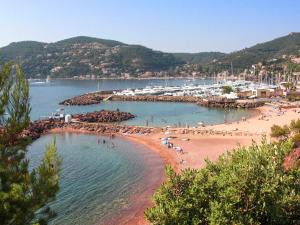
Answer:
222;86;233;94
271;124;290;139
290;119;300;133
145;138;300;225
271;119;300;147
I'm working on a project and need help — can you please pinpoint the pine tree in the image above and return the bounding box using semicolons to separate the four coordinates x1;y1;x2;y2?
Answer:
0;63;62;225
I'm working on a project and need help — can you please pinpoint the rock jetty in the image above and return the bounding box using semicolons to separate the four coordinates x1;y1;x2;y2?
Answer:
21;118;154;141
198;98;265;108
60;92;265;109
60;93;104;105
20;110;136;140
60;92;199;105
72;110;135;123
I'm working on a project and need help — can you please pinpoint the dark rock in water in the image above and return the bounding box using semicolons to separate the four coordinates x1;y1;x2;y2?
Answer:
72;110;135;123
60;93;104;105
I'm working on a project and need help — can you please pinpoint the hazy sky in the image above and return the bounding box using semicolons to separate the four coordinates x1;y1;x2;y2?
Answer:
1;0;299;53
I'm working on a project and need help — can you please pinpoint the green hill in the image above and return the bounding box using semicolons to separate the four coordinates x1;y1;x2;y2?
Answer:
1;33;300;78
173;52;226;64
54;36;125;47
0;36;183;78
216;32;300;71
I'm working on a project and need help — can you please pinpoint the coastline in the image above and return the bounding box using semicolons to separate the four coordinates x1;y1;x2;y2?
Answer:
48;104;300;224
54;77;208;81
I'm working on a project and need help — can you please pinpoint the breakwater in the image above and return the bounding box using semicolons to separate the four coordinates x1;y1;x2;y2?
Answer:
72;110;135;123
21;110;141;140
60;92;264;109
198;98;265;108
22;119;155;141
59;92;199;105
22;114;157;142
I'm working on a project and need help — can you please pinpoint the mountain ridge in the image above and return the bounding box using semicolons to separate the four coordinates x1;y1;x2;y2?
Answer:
0;32;299;77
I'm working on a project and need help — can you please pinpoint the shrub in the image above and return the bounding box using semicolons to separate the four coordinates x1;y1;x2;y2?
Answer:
271;124;290;139
145;138;300;225
290;119;300;133
222;86;233;94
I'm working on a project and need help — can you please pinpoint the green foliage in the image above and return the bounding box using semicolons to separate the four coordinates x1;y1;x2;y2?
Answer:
0;63;62;225
271;119;300;147
0;37;183;78
54;36;124;47
271;125;290;139
145;138;300;225
288;62;300;73
215;32;300;71
290;119;300;133
222;85;233;94
173;52;226;64
118;45;183;70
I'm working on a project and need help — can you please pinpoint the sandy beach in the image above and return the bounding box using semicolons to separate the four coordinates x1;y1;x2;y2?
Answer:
50;104;300;225
115;104;300;224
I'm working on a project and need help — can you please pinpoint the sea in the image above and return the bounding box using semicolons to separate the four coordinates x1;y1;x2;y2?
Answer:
27;79;252;224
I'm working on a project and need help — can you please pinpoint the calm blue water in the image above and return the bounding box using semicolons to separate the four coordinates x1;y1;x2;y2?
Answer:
30;79;252;126
27;79;253;224
28;133;164;225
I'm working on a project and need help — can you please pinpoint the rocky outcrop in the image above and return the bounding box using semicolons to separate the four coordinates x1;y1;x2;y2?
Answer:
60;93;104;105
198;98;265;108
19;109;150;140
72;110;135;123
22;119;65;140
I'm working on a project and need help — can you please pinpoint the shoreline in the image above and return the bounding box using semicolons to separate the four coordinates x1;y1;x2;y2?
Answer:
46;104;300;224
50;128;167;225
53;77;209;81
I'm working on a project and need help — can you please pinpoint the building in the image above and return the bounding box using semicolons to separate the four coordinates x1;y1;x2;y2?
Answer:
256;88;271;98
237;90;253;99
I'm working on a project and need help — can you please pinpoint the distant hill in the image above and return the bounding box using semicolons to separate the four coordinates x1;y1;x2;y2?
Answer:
54;36;124;47
173;52;227;64
216;32;300;71
0;36;183;78
1;33;300;78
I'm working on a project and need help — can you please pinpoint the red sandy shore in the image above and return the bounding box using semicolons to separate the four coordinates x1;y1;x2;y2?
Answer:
49;105;300;225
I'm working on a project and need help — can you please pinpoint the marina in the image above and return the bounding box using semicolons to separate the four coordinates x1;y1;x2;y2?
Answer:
112;80;281;99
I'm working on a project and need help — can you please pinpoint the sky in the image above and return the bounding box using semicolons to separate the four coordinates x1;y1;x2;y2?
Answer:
1;0;300;53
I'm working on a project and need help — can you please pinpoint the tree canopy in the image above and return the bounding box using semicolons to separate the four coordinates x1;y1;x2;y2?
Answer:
0;63;62;225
